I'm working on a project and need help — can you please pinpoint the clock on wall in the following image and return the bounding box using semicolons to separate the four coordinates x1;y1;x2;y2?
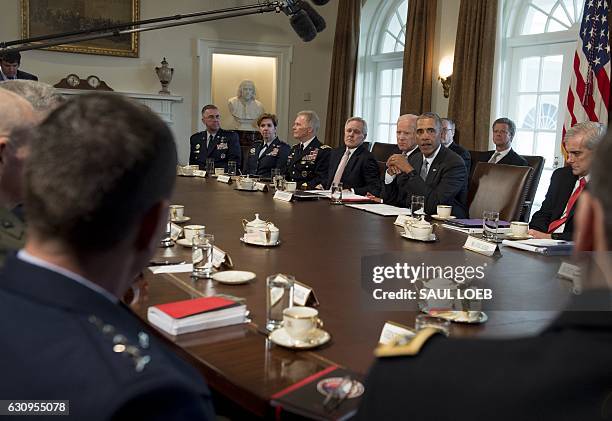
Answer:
54;74;113;91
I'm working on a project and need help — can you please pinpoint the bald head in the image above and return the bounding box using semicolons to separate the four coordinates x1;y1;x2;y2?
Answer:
396;114;418;153
0;88;35;136
0;80;63;121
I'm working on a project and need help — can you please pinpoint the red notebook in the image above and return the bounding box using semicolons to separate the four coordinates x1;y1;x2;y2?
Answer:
153;296;239;319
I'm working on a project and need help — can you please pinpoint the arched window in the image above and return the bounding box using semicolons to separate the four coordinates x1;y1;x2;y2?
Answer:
356;0;408;144
500;0;584;212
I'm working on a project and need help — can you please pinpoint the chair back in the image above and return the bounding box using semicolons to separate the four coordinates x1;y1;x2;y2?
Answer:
371;142;400;162
519;155;545;221
468;150;490;181
468;162;533;221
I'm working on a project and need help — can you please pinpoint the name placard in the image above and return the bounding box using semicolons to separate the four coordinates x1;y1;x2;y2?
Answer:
274;191;293;202
463;235;500;257
254;182;268;192
217;175;231;184
378;321;415;345
170;222;182;241
293;280;319;306
193;170;206;178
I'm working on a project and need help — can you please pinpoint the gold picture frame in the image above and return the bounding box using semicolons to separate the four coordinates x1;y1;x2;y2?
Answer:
21;0;140;58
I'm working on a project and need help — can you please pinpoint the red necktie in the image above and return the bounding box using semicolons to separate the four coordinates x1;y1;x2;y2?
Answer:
547;177;586;233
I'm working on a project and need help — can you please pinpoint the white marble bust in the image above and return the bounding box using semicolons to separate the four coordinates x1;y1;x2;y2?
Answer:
228;80;265;130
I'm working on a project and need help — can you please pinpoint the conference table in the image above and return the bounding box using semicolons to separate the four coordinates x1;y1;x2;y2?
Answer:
134;176;574;418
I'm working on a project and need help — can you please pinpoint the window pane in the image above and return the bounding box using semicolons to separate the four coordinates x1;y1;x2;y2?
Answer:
552;4;571;27
377;124;391;143
547;19;567;32
387;14;402;38
398;0;408;26
532;0;557;13
534;131;557;165
392;68;403;93
381;33;396;53
519;57;541;92
562;0;576;21
522;7;548;34
377;97;391;122
379;69;393;95
516;95;539;129
391;97;401;118
514;130;535;155
539;95;559;129
540;55;563;91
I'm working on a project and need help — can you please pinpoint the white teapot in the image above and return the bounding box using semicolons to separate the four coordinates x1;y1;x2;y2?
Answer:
242;214;279;244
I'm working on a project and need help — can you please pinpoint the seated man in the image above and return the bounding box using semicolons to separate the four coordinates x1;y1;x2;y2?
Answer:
484;117;528;166
285;110;331;189
383;112;468;218
0;52;38;81
243;113;290;178
358;124;612;420
189;104;241;171
324;117;381;196
0;94;214;420
441;117;471;175
529;121;604;240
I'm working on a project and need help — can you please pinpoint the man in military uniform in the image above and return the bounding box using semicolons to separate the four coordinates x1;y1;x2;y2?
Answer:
285;110;331;189
243;113;291;178
189;104;241;171
0;88;37;264
0;94;215;420
357;130;612;419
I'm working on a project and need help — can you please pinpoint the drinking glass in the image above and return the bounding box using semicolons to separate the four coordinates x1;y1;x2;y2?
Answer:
274;173;286;191
205;159;215;177
415;314;450;336
482;211;500;241
266;274;294;331
331;182;343;205
227;160;237;176
411;195;425;220
192;234;214;278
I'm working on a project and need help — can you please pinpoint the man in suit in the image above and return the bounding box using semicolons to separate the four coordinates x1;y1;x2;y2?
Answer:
357;124;612;421
285;110;331;189
243;113;290;178
324;117;381;196
484;117;528;166
0;94;215;420
441;117;471;175
0;51;38;81
189;104;241;171
529;121;605;240
383;112;468;217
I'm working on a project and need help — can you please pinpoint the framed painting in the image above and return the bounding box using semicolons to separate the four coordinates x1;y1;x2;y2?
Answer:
21;0;140;58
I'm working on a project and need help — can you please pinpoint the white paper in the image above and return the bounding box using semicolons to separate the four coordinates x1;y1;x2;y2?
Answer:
217;175;231;183
273;191;293;202
148;263;193;274
346;204;411;217
293;282;312;306
379;322;415;345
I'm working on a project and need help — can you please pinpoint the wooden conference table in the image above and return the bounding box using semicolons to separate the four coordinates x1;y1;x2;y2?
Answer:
134;176;573;418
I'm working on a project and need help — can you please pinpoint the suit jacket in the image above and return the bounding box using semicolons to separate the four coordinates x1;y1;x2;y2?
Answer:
485;148;528;166
324;143;381;196
448;141;471;176
358;290;612;420
189;128;241;171
0;70;38;81
530;166;579;240
384;146;468;218
285;137;331;189
243;137;291;178
0;256;215;420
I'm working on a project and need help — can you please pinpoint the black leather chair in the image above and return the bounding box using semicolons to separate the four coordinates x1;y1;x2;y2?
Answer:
468;162;533;222
468;150;490;181
519;155;545;222
371;142;400;162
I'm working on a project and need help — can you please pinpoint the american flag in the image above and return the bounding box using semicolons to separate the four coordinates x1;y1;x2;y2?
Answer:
563;0;610;154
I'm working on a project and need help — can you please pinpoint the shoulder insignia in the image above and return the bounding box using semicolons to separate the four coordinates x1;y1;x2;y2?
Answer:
88;315;151;372
373;327;443;358
320;145;332;149
195;144;201;150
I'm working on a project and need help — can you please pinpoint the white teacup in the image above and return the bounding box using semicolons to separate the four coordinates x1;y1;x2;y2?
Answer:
437;205;452;218
169;204;184;220
285;181;297;192
510;221;529;237
183;224;206;243
406;220;433;240
283;306;323;341
238;177;255;190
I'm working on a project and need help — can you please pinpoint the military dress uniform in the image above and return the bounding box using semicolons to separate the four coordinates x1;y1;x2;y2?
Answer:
284;137;331;189
0;207;25;267
0;255;215;420
189;129;241;171
243;137;291;178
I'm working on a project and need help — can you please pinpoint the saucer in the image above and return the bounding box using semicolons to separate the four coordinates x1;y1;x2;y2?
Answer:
212;270;255;284
269;327;331;349
431;214;456;221
240;237;281;247
234;187;258;192
504;233;533;240
176;238;193;247
424;309;488;324
171;216;191;223
401;232;437;242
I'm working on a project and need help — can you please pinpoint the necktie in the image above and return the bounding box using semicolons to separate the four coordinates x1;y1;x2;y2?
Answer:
298;143;304;154
548;177;587;233
259;143;269;159
420;160;429;181
489;152;501;163
332;150;351;184
207;134;214;149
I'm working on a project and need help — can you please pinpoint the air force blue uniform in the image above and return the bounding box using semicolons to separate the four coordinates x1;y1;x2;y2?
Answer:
243;137;291;178
189;129;241;171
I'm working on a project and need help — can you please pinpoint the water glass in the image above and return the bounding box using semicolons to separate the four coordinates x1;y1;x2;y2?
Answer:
159;213;173;247
205;159;215;177
331;182;343;205
411;195;425;220
482;211;500;241
192;234;214;278
266;274;294;332
227;160;237;176
415;314;450;336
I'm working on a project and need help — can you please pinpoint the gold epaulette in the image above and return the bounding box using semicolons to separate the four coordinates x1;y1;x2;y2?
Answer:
320;145;332;149
374;327;442;358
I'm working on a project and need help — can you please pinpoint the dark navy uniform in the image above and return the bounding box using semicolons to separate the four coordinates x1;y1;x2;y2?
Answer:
284;137;331;189
0;207;25;267
189;128;241;171
0;255;215;420
243;137;291;178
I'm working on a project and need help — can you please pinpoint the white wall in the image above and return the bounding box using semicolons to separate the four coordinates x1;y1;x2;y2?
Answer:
1;0;338;163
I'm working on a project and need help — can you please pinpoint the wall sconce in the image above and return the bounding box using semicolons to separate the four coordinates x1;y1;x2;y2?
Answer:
438;56;453;99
